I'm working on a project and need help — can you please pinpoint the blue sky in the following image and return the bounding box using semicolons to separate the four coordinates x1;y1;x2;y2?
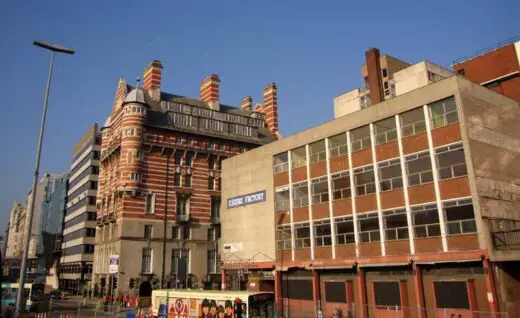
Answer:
0;0;518;228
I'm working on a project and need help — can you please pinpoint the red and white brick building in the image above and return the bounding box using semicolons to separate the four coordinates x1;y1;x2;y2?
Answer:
92;60;279;295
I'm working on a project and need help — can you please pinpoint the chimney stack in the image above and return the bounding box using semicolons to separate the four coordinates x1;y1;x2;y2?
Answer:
200;74;221;110
143;60;163;100
263;83;279;135
365;48;384;105
241;96;252;111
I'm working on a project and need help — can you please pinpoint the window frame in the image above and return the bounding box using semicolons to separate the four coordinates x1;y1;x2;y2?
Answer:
311;176;329;205
331;170;351;200
374;117;398;146
435;143;467;181
429;97;458;129
400;108;426;137
314;219;332;247
411;203;441;238
145;193;155;214
292;181;309;208
274;152;289;174
309;140;326;164
335;216;356;246
383;208;409;241
350;125;372;152
294;222;311;249
357;212;381;243
276;224;292;250
406;151;433;186
329;133;348;158
378;158;403;192
275;187;290;212
443;198;477;236
354;165;376;196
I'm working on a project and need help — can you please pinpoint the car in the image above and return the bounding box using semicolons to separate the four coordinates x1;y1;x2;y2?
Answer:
49;290;61;300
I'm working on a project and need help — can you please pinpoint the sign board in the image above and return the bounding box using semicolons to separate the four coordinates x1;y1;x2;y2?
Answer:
227;190;266;209
109;255;119;274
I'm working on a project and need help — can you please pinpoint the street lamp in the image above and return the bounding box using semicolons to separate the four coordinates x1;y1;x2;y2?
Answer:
15;40;74;318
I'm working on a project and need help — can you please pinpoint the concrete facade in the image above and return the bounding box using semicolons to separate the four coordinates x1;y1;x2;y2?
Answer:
60;124;100;293
221;75;520;317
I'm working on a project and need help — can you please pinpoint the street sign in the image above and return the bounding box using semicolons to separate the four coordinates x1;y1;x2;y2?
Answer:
109;255;119;274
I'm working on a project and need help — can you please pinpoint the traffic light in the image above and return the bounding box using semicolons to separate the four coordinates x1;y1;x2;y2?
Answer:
129;278;135;289
113;277;118;291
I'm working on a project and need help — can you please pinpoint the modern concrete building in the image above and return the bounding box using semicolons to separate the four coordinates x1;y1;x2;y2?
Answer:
220;64;520;316
60;124;101;293
334;49;453;119
453;36;520;103
93;61;279;296
36;173;68;284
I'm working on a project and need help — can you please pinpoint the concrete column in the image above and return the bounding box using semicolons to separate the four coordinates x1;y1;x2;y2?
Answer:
467;279;478;317
221;269;226;290
274;270;283;317
357;268;368;318
483;259;500;317
413;263;426;318
312;270;321;315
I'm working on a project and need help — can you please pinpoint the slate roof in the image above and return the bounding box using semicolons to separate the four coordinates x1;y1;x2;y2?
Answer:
123;86;276;145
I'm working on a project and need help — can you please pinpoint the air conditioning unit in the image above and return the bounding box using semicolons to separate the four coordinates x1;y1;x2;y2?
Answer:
209;171;214;177
187;167;192;175
175;166;181;173
131;190;137;197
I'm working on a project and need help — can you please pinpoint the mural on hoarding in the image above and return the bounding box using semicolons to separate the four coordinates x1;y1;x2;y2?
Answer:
158;296;245;318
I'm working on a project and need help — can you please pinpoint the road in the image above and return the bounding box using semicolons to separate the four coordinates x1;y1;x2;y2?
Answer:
47;297;136;317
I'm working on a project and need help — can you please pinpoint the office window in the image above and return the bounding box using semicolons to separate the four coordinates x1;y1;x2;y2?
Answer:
291;146;307;169
274;152;289;174
354;165;376;196
173;172;181;187
335;216;355;245
329;133;348;158
174;151;183;165
124;128;136;137
400;108;426;137
294;222;311;248
436;143;467;180
208;175;214;190
183;174;192;188
383;208;409;241
434;281;469;309
185;151;194;167
207;228;216;241
276;224;292;250
207;251;217;274
412;204;441;238
429;97;458;129
183;227;191;240
314;219;332;247
358;212;380;243
210;196;220;220
292;182;309;208
145;193;155;214
141;248;152;273
350;125;371;152
208;155;216;170
172;226;180;239
443;199;476;235
406;151;433;186
374;282;401;308
171;249;189;277
311;176;329;204
130;172;141;182
374;117;397;146
176;195;189;216
331;170;351;200
275;187;290;211
144;225;152;239
379;158;403;191
381;68;388;78
309;140;326;164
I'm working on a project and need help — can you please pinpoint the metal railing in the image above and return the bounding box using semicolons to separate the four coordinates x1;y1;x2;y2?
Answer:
488;217;520;250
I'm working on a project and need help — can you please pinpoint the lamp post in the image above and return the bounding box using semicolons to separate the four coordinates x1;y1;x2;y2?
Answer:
15;40;74;318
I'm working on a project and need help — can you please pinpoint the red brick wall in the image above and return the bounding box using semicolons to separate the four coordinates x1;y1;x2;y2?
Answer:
453;44;519;84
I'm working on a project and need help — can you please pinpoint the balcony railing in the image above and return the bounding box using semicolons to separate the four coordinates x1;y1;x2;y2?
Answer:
488;217;520;250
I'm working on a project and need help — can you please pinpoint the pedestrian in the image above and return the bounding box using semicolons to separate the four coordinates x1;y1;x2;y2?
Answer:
123;294;129;307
